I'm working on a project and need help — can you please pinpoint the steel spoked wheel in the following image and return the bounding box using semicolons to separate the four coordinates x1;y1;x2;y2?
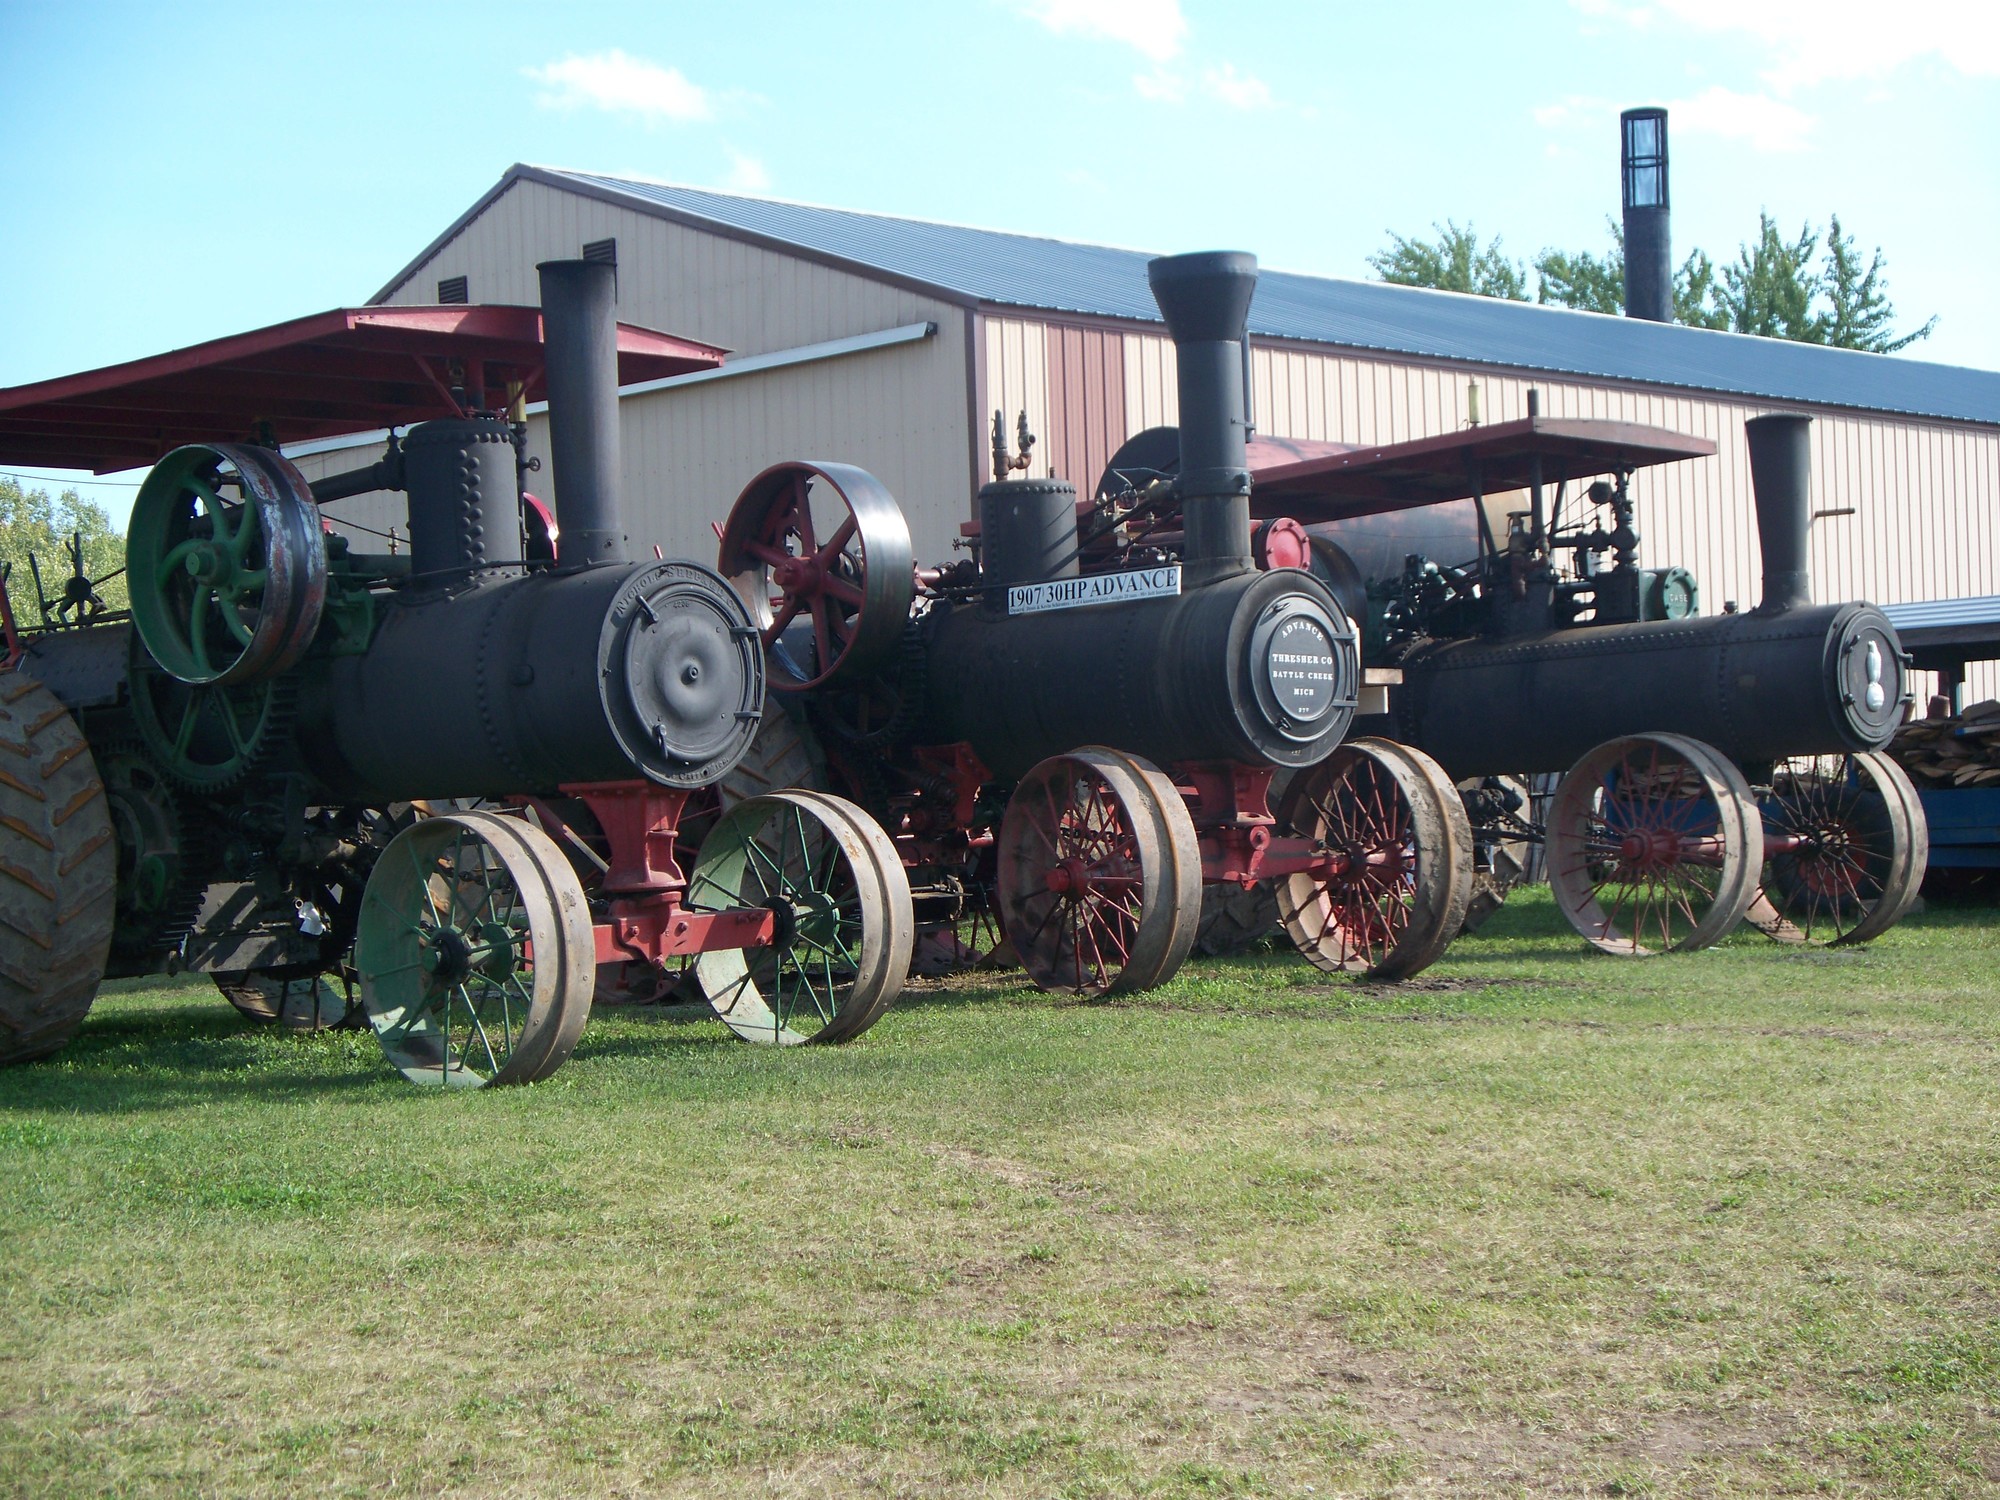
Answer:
215;967;361;1031
717;461;914;691
355;812;595;1087
128;443;327;686
1746;751;1928;946
1276;738;1472;980
1547;733;1761;957
689;789;914;1045
996;748;1200;997
127;643;292;791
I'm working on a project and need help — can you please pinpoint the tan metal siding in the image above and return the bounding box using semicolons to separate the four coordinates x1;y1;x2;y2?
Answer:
1007;317;2000;702
382;177;974;562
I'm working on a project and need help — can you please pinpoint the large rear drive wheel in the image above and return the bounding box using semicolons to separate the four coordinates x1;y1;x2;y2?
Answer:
1275;738;1472;981
0;673;116;1065
1547;733;1761;957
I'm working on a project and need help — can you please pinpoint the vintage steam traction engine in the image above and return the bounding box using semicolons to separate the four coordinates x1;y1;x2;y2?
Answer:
1096;381;1927;957
0;259;912;1081
716;252;1476;994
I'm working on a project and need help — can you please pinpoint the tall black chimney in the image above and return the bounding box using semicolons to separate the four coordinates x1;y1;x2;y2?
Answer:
1621;108;1672;324
537;258;628;569
1148;250;1258;588
1745;413;1813;614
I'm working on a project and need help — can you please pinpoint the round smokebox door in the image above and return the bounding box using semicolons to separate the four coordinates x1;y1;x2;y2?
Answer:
603;562;765;786
1829;606;1906;748
1247;595;1356;742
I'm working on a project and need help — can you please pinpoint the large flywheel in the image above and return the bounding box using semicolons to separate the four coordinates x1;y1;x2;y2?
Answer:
128;443;327;686
717;461;913;691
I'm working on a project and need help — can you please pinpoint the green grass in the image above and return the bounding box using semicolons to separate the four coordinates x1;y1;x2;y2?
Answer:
3;888;1998;1497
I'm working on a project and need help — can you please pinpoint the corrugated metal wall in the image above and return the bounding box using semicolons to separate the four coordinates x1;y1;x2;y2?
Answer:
987;321;2000;704
374;178;974;564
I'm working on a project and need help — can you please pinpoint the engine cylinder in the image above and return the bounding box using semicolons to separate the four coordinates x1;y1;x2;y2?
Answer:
1391;601;1906;778
921;567;1358;780
299;560;763;800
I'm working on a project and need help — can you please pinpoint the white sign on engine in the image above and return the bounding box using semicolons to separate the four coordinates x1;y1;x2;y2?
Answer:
1007;565;1182;616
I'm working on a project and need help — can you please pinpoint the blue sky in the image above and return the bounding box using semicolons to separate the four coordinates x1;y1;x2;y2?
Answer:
2;0;1993;524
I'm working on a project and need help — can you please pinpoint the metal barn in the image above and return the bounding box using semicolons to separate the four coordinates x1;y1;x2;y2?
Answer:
292;164;2000;704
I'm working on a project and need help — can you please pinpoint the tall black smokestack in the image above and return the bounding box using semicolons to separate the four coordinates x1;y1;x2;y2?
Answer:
1148;250;1257;588
537;258;628;569
1621;108;1672;323
1745;413;1813;614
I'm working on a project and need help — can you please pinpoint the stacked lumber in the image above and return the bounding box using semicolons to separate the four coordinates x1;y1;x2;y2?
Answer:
1891;700;2000;788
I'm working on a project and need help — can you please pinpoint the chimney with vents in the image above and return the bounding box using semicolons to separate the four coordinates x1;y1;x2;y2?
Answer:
1621;107;1672;323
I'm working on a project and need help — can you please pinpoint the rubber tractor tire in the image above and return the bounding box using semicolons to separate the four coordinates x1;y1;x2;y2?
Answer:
0;673;117;1065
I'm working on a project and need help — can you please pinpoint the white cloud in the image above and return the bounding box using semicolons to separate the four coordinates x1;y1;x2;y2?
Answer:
723;148;771;193
1202;62;1273;110
1018;0;1188;62
1573;0;2000;91
1133;67;1186;103
1668;83;1815;150
526;50;712;121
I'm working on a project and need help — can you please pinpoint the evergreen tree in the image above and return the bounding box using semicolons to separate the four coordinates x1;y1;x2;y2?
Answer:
1820;215;1936;353
1366;222;1529;301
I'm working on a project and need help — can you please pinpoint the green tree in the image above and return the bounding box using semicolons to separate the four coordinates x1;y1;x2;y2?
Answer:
1820;215;1936;353
0;476;128;621
1367;221;1529;301
1373;212;1931;348
1714;214;1823;342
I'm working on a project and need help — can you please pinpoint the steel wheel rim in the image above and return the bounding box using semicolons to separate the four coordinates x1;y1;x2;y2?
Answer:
1748;751;1924;946
355;813;587;1087
718;461;914;692
690;789;908;1045
1277;744;1422;975
1548;734;1758;957
995;750;1189;997
128;444;326;686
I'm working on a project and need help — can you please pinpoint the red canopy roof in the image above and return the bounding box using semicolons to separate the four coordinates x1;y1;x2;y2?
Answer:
0;305;726;473
1248;417;1717;522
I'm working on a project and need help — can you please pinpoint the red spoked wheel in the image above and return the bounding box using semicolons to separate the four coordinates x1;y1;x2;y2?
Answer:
1275;738;1472;980
1547;733;1762;957
996;748;1200;996
717;461;913;691
1745;750;1927;946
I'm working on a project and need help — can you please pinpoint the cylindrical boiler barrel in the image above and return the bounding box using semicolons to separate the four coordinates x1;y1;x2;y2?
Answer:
921;567;1358;780
1390;601;1907;779
298;560;764;800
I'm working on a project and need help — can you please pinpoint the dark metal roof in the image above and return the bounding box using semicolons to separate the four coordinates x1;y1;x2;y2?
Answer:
517;166;2000;428
1883;595;2000;667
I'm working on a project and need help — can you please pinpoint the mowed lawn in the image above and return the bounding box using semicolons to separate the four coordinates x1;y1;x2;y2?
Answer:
2;888;1997;1499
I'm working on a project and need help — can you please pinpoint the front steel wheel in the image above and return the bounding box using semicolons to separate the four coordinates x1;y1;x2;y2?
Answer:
355;812;596;1087
689;789;913;1045
1746;750;1928;946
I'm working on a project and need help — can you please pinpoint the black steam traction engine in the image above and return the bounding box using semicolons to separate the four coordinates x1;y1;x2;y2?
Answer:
716;247;1925;990
0;260;914;1082
717;252;1476;995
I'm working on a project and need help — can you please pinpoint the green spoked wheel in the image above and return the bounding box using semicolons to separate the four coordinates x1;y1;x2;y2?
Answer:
128;443;327;686
127;640;292;791
1547;733;1762;957
689;789;913;1045
1745;750;1928;947
355;812;595;1088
